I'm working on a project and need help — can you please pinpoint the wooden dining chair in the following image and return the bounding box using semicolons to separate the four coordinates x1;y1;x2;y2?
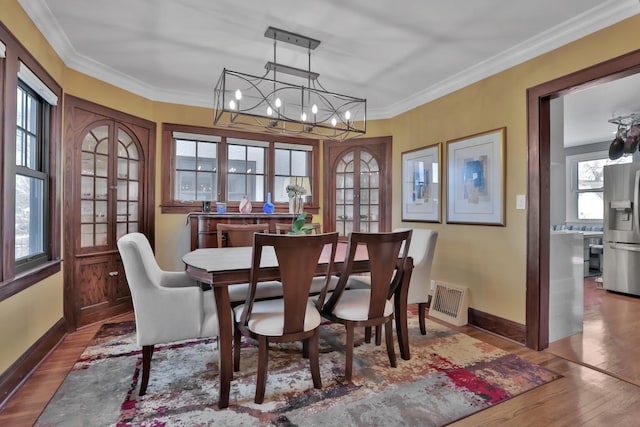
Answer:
217;223;269;247
233;232;339;403
317;230;412;383
348;227;438;335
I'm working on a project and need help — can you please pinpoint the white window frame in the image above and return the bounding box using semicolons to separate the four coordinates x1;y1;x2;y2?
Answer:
565;150;631;222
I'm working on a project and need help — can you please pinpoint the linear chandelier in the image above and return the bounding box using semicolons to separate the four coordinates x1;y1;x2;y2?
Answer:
213;26;366;141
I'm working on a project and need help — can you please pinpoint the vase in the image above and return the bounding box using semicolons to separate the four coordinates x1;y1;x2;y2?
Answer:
239;195;252;213
289;195;304;214
263;192;275;214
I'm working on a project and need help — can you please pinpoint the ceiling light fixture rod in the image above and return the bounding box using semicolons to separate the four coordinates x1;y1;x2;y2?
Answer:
264;26;320;50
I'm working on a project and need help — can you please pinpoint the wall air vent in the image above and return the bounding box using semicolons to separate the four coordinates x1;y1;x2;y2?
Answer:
429;282;470;326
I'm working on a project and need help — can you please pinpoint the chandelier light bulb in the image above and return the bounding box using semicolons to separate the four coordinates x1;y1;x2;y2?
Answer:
345;110;351;120
234;89;242;100
275;97;282;108
312;104;318;114
267;106;273;116
331;117;337;127
229;100;236;110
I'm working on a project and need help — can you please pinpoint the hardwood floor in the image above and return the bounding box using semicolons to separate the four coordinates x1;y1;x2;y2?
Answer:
1;299;640;426
547;278;640;387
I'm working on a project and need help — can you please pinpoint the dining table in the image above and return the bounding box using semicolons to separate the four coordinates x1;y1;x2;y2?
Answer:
182;241;414;409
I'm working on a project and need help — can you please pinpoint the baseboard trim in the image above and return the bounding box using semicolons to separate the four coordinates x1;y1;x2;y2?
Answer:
0;318;66;408
468;308;526;344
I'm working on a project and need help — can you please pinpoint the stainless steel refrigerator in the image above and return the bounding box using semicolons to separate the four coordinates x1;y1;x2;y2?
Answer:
603;162;640;296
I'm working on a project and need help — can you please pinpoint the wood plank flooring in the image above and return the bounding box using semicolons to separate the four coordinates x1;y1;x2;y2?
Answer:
547;278;640;387
2;289;640;426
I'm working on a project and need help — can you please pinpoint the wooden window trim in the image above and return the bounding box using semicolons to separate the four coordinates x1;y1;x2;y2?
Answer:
161;123;320;214
0;22;62;302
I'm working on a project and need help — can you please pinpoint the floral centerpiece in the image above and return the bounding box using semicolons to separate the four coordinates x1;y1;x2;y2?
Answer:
286;183;307;214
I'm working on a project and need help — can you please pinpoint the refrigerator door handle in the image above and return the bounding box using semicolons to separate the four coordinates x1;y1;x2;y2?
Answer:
609;242;640;252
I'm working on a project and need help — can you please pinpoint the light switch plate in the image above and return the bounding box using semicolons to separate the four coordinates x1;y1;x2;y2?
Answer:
516;194;526;210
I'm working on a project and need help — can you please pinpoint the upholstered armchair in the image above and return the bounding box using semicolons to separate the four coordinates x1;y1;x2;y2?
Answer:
117;232;220;395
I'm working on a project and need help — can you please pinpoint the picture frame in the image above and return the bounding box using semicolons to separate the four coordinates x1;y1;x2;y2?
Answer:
446;127;506;225
401;143;441;222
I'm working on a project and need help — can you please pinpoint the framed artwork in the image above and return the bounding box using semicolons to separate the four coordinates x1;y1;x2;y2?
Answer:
401;143;441;222
446;127;506;225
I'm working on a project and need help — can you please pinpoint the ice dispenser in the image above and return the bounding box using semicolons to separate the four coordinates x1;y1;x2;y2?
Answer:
608;200;633;231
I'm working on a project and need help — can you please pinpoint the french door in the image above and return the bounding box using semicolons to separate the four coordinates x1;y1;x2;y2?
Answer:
323;136;392;236
63;96;155;330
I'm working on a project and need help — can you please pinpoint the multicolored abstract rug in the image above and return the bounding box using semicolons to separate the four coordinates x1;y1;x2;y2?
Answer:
36;316;560;426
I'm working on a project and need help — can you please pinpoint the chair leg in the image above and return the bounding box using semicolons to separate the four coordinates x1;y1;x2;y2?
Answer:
139;344;154;396
345;322;354;383
302;339;309;359
233;323;242;372
385;319;397;368
308;331;322;389
375;325;382;346
364;326;372;343
418;303;427;335
255;335;269;404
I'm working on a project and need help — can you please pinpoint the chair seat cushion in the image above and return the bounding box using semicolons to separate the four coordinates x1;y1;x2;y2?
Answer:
346;274;371;289
234;298;321;336
228;276;340;303
228;281;283;303
330;289;393;321
310;275;340;294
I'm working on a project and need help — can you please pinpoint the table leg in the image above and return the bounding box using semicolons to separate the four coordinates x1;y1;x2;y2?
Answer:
213;286;232;409
394;260;413;360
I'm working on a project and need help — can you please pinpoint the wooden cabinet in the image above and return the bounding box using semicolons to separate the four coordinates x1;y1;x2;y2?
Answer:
188;213;311;250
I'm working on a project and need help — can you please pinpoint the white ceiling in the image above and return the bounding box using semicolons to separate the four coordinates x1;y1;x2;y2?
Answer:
16;0;640;143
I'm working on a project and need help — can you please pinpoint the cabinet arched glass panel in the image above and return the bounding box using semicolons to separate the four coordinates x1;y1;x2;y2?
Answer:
116;128;140;239
80;125;109;247
335;149;380;236
80;125;141;248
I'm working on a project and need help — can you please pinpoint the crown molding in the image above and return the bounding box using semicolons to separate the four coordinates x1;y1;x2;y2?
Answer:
368;0;640;120
19;0;640;119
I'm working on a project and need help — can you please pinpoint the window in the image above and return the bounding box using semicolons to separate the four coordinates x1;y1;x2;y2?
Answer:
174;135;219;201
274;143;312;203
161;125;319;213
227;139;267;201
15;83;49;270
566;151;631;221
0;21;62;301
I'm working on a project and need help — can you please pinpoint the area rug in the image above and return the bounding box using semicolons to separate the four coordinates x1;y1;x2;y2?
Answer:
36;316;560;426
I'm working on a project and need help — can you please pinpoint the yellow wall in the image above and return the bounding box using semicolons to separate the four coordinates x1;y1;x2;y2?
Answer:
2;0;640;374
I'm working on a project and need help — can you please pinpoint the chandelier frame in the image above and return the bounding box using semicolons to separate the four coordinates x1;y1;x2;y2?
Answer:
213;26;366;141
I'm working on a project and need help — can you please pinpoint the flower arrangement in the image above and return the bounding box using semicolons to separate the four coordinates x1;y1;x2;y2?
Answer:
285;184;307;198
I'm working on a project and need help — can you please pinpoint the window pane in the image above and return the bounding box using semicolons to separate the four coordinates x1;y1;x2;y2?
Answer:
577;159;606;190
578;157;631;190
291;150;307;176
228;174;246;200
176;139;196;158
15;175;44;259
175;139;217;201
578;192;604;220
247;146;264;174
274;176;288;202
275;149;290;175
176;171;196;201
